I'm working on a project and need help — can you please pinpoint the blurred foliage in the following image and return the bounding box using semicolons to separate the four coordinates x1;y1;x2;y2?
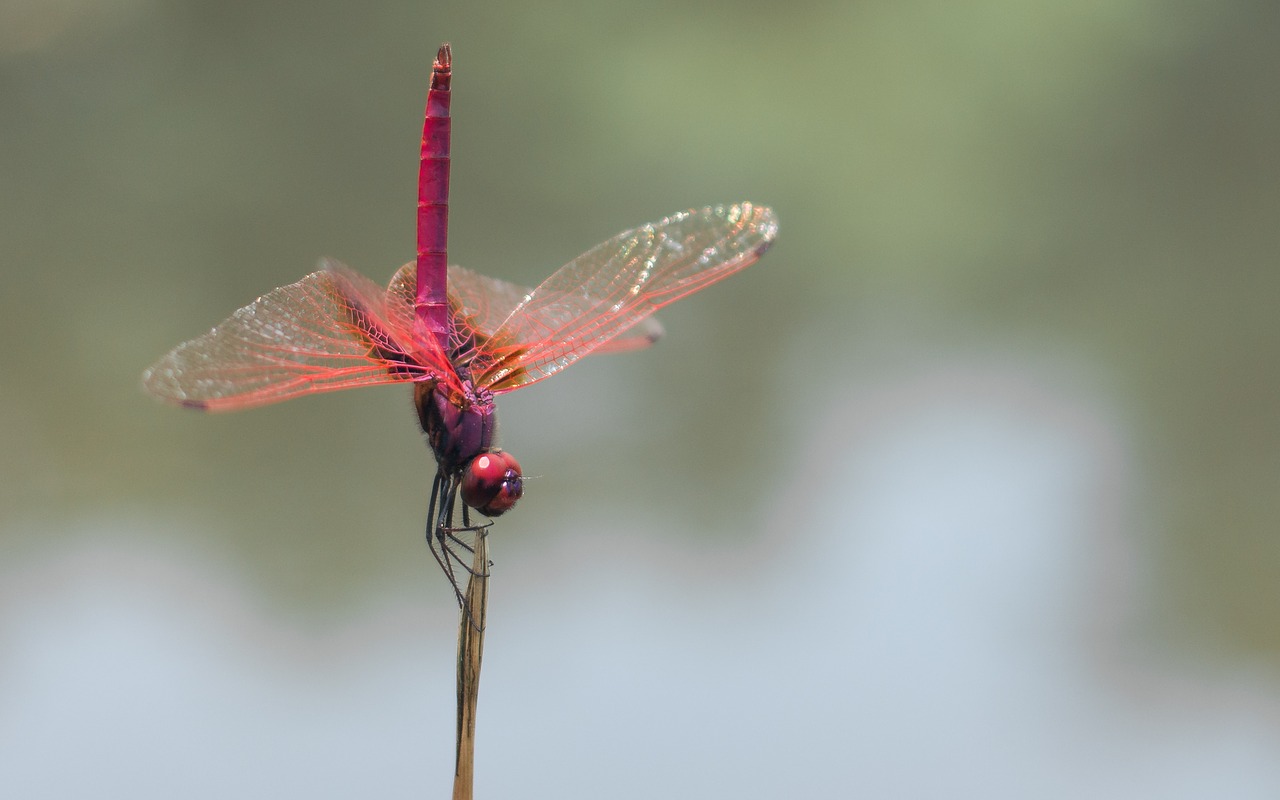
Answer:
2;0;1278;654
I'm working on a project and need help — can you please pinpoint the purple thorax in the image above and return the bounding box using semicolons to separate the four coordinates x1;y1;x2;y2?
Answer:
414;380;496;472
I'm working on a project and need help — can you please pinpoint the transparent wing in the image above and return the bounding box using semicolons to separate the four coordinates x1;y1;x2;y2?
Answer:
142;259;453;411
385;262;665;360
386;262;528;342
450;265;530;337
471;203;777;393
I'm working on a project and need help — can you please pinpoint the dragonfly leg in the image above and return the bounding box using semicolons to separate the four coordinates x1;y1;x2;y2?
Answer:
424;472;492;631
443;478;489;632
438;529;493;578
456;505;493;577
426;471;469;608
435;508;493;578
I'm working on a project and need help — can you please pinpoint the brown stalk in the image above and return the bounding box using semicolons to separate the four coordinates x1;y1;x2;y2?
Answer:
451;530;488;800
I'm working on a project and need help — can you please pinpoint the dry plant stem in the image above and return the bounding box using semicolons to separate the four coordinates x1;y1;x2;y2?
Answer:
451;530;488;800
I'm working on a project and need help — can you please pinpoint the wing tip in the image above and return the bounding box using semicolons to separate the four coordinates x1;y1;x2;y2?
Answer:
141;367;214;412
640;316;664;345
707;202;777;262
733;202;779;242
316;256;352;273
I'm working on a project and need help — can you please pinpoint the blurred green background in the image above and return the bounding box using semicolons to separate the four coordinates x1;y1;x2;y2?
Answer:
3;0;1280;797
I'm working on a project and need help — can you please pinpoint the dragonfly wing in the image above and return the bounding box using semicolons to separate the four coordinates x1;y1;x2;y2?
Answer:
386;262;665;359
447;265;535;336
472;203;777;393
383;262;418;344
387;262;532;371
591;315;663;354
143;259;449;411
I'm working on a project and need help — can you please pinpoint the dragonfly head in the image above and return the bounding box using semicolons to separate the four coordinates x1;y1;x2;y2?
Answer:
461;451;523;517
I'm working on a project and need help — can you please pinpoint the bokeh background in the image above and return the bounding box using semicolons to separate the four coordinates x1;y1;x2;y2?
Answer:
4;0;1280;797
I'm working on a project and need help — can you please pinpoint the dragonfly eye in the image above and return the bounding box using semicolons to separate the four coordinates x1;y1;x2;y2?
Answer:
461;451;523;516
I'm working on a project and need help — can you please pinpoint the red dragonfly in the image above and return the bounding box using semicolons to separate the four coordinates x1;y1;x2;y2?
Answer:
143;44;777;608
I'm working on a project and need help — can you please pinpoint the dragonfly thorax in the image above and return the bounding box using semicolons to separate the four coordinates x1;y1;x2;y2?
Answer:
414;379;524;516
415;379;496;472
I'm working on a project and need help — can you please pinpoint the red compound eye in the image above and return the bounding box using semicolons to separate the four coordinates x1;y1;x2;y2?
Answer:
461;452;523;516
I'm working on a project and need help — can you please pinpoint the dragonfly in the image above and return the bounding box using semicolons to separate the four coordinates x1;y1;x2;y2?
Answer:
143;43;778;611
